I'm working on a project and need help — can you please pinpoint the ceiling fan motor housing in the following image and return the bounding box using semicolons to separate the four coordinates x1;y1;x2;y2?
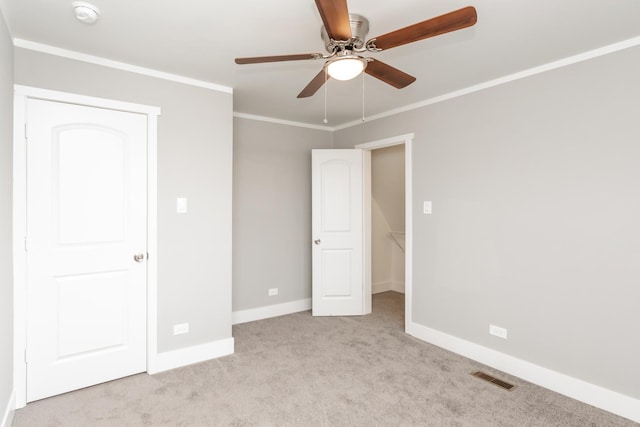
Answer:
321;14;369;53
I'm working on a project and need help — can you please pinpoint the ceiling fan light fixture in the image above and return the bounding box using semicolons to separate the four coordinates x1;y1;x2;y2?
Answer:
325;56;367;81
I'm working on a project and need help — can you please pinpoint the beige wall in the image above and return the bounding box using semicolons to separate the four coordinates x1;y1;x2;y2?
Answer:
0;6;14;421
371;198;393;291
372;144;405;231
232;117;332;311
371;145;405;293
335;46;640;399
14;48;233;353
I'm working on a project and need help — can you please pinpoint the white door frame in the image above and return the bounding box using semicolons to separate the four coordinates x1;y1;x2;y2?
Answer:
356;133;413;333
12;85;161;408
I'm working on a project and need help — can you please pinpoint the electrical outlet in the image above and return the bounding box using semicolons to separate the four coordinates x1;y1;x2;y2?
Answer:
268;288;278;296
489;324;508;339
173;323;189;335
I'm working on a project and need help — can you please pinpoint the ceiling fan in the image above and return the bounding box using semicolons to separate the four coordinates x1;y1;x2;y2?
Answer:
235;0;477;98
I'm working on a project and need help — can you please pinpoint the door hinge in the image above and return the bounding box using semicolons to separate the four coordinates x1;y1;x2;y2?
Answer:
24;236;28;252
24;123;28;141
24;348;28;364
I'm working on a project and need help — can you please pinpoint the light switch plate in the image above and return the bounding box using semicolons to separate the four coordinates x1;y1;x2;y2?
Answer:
173;323;189;335
176;197;187;213
423;201;433;214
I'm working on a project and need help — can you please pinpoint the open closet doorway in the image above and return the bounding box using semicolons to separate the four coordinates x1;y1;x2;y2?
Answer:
357;134;413;333
371;144;405;323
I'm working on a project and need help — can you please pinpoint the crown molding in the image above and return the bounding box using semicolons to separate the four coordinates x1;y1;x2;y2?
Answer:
15;35;640;130
334;35;640;131
233;112;334;132
13;38;233;94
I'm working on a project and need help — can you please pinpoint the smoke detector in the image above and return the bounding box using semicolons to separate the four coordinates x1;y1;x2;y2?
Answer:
72;2;100;24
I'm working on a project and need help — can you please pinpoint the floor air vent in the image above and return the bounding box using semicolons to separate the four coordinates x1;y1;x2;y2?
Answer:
471;371;515;391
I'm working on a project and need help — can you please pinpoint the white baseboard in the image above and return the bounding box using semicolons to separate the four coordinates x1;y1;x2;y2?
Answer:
408;322;640;423
391;280;405;294
372;281;405;294
148;337;234;374
372;281;393;294
1;389;15;427
232;298;311;325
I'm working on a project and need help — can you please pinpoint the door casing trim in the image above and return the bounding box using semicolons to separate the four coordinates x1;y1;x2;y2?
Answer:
12;85;161;408
356;133;413;333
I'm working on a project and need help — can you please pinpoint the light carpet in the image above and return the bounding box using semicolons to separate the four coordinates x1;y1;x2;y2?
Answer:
13;292;637;426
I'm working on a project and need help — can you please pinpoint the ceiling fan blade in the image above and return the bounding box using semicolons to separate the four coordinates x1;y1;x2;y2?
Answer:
315;0;352;41
365;59;416;89
235;53;323;65
370;6;477;51
297;70;329;98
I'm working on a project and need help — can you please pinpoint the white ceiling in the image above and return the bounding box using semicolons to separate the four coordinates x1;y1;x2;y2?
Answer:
2;0;640;127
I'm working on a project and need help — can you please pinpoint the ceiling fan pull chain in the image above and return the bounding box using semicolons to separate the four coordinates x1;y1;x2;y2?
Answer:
361;72;364;121
323;67;328;124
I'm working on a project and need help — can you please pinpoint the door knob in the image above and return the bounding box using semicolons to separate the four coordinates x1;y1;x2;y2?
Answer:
314;239;321;245
133;253;145;262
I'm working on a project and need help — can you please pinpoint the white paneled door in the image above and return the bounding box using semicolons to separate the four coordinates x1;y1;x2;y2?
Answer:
26;99;148;402
312;149;370;316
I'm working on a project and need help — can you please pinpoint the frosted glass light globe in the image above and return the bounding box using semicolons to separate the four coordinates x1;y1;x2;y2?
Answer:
326;57;367;81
